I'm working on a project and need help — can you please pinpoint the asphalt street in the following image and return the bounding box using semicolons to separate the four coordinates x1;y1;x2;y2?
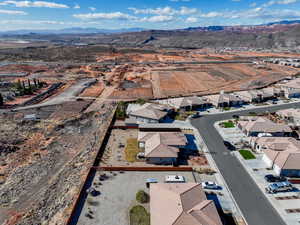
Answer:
191;102;300;225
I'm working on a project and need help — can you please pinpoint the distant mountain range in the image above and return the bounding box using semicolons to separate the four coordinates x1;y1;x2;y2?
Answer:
0;27;145;35
183;20;300;32
1;19;300;36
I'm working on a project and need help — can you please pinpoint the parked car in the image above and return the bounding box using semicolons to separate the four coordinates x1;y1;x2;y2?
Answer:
136;152;145;159
265;181;293;194
146;178;158;188
264;174;287;183
165;175;185;183
223;141;236;150
201;181;220;190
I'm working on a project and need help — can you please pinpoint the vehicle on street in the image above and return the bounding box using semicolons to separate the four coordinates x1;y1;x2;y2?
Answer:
265;181;293;194
146;178;158;188
165;175;185;183
232;114;239;119
264;174;287;183
223;141;236;150
201;181;220;190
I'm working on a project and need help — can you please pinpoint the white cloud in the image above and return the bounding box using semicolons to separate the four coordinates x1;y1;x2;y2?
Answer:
263;0;298;7
186;16;198;23
0;9;27;15
73;12;137;20
74;3;80;9
140;15;175;22
89;7;96;11
0;0;69;8
199;11;224;18
128;6;197;16
250;2;257;7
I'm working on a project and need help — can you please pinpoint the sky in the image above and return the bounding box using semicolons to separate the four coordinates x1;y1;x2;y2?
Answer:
0;0;300;30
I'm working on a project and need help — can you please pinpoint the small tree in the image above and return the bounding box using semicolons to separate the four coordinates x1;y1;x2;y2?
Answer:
136;98;146;105
136;190;149;204
0;93;3;106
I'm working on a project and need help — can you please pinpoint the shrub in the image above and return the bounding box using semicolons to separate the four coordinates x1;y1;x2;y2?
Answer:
130;205;150;225
136;190;149;204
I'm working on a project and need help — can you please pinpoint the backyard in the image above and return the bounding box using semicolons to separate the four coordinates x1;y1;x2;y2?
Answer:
125;138;141;163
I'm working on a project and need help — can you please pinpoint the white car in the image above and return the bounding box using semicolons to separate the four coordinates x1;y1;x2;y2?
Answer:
165;175;185;183
201;181;220;190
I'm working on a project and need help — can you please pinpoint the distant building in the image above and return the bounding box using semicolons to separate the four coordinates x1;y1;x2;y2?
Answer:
206;92;243;108
138;131;187;165
251;137;300;177
157;96;209;111
277;78;300;99
235;88;276;103
237;117;292;137
126;103;171;124
276;108;300;128
150;183;223;225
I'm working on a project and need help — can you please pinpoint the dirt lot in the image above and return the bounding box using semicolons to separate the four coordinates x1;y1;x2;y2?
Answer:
108;53;299;100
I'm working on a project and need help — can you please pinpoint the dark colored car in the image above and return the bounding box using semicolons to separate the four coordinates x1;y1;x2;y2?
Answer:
223;141;236;150
232;114;239;119
264;174;287;183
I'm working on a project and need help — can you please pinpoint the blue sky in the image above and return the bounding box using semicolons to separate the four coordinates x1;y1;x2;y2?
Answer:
0;0;300;30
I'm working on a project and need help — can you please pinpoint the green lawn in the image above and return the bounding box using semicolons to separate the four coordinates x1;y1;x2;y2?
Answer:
125;138;140;163
130;205;150;225
223;107;231;111
221;121;235;128
239;150;256;160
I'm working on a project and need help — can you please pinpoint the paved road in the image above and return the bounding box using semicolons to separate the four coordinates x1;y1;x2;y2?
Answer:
191;102;300;225
14;79;96;111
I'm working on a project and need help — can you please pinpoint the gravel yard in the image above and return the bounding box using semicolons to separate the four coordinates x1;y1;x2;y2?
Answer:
77;171;196;225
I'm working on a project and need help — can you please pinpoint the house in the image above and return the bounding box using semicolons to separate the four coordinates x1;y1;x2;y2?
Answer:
150;183;223;225
235;90;263;103
277;78;300;98
205;92;243;108
157;96;208;111
251;137;300;177
138;131;187;165
126;103;171;124
235;89;276;103
237;117;292;137
261;87;281;98
276;108;300;127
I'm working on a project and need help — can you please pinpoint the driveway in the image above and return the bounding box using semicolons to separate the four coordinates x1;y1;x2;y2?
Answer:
191;102;300;225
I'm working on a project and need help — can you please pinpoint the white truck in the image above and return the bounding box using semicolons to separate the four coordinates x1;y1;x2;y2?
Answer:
165;175;185;183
